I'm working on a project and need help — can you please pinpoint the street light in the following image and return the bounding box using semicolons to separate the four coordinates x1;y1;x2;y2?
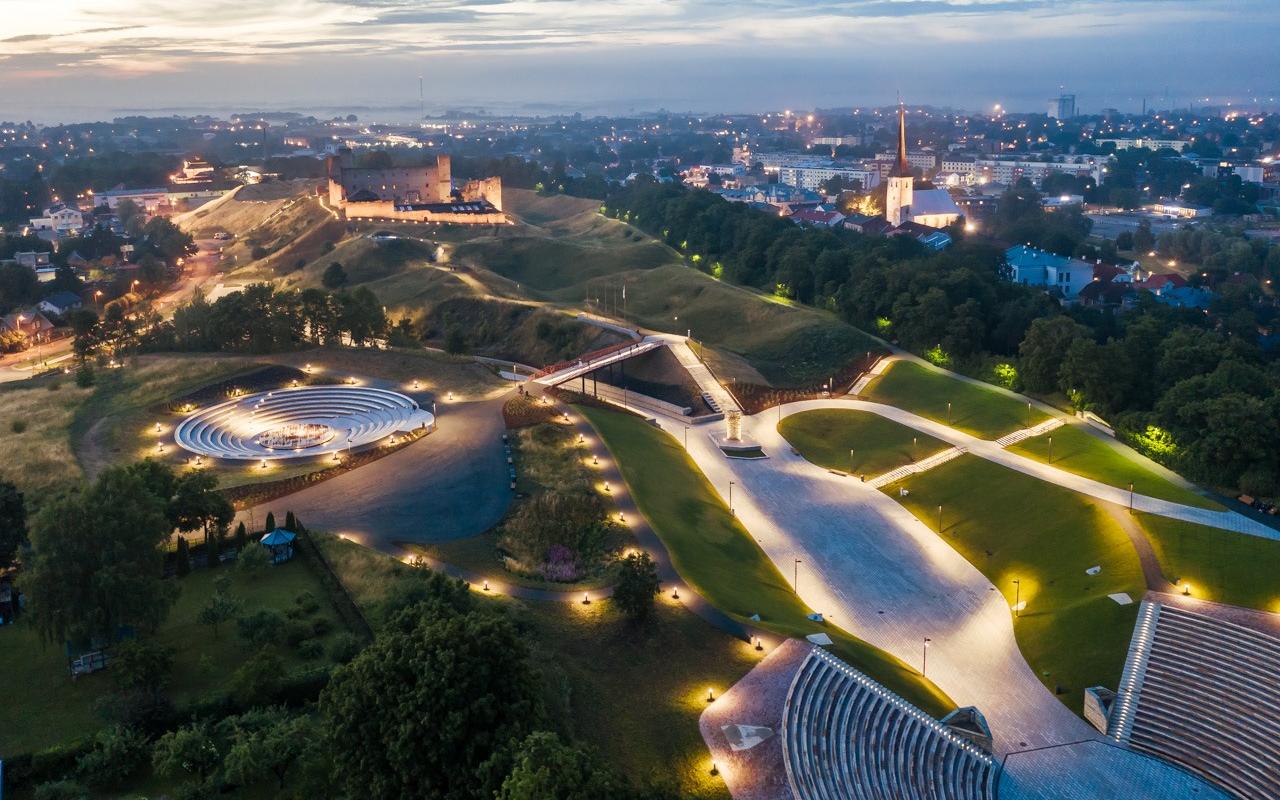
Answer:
794;558;802;590
1013;579;1021;618
728;481;735;515
1047;436;1053;464
922;637;932;676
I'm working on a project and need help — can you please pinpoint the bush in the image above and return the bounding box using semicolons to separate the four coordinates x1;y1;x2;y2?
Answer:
298;639;324;660
74;366;95;388
111;638;175;692
75;725;150;790
94;689;177;736
329;633;363;664
293;591;320;616
236;541;270;575
10;419;27;434
283;619;313;647
322;262;348;289
251;245;270;260
310;616;334;637
237;608;287;647
229;650;286;708
46;379;61;391
33;780;88;800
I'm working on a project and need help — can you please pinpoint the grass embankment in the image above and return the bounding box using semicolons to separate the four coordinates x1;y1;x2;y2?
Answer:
779;409;950;477
578;405;953;717
890;456;1145;711
0;377;95;501
1009;423;1222;510
866;360;1048;439
1136;514;1280;611
586;265;880;387
317;534;744;799
0;560;347;757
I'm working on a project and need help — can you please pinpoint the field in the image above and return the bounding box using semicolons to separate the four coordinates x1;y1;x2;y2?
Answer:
866;360;1048;439
778;409;950;477
316;534;746;799
1137;514;1280;611
0;376;96;501
0;559;348;757
1008;423;1221;510
579;405;954;717
890;455;1145;711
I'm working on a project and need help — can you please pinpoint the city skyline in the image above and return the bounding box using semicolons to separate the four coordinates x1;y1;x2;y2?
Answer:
4;0;1279;123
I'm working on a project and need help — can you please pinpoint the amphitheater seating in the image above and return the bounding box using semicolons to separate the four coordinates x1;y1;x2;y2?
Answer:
1111;601;1280;800
782;647;997;800
174;385;433;461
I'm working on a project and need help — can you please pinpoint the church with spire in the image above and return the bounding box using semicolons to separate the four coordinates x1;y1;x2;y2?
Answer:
883;103;963;232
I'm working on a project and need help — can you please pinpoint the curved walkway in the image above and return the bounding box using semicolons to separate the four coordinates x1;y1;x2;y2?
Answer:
779;398;1277;540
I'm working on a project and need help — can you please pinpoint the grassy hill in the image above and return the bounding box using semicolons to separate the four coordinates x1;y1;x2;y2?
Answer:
421;296;623;367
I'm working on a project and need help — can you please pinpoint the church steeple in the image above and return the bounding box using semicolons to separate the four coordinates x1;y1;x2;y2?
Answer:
892;103;910;178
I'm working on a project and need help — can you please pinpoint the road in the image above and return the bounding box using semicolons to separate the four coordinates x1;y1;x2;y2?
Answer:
0;237;227;383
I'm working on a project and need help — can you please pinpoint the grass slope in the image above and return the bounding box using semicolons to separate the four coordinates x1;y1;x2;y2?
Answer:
589;265;879;387
1137;513;1280;611
579;405;953;717
867;360;1047;439
0;560;346;757
1009;423;1222;510
890;455;1145;711
779;409;950;477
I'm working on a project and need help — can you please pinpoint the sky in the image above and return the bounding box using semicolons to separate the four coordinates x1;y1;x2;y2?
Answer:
2;0;1278;123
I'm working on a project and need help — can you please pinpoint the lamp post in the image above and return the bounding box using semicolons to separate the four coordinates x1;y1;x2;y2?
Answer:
684;425;689;449
794;558;802;591
728;481;735;515
1013;579;1021;618
922;637;931;676
937;504;943;533
849;448;855;473
947;402;952;425
1129;481;1135;513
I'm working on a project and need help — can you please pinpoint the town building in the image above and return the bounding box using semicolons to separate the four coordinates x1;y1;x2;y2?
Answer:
28;203;85;235
1097;138;1190;153
97;187;171;213
777;164;880;192
326;148;505;224
1148;200;1213;219
38;291;83;318
1005;244;1091;300
972;156;1104;187
14;251;50;269
1048;94;1076;120
884;105;962;231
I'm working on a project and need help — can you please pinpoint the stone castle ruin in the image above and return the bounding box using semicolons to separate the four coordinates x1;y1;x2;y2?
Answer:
326;148;506;225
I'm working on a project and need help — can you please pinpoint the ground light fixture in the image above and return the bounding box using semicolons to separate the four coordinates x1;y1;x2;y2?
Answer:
581;592;591;605
671;586;680;600
710;762;719;776
482;580;490;592
706;688;715;703
755;636;764;651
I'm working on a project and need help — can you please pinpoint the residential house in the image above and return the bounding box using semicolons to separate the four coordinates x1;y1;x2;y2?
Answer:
0;310;56;344
39;291;83;318
1004;244;1091;300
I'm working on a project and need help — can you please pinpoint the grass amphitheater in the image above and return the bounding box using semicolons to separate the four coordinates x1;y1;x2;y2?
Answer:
172;385;434;462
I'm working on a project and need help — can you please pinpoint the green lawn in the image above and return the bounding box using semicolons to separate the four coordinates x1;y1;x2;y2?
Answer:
866;360;1048;439
1009;424;1222;510
890;455;1145;711
0;559;347;757
778;409;950;478
579;405;954;717
1137;513;1280;611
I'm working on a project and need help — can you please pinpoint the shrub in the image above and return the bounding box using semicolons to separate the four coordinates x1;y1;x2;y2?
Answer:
237;608;287;648
33;780;88;800
322;262;348;289
111;638;175;692
92;689;176;737
236;541;270;576
10;419;27;434
46;378;60;391
229;650;286;708
329;633;363;664
75;725;150;790
74;366;95;388
293;591;320;616
283;619;313;647
298;639;324;660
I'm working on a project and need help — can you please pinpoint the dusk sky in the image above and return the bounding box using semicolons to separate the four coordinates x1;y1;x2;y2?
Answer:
4;0;1278;122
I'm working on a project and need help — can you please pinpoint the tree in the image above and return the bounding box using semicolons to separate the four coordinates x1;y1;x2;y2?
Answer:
175;536;191;577
1133;220;1156;253
612;551;660;623
228;649;285;708
0;479;26;570
322;262;348;289
25;466;177;645
444;327;468;355
219;707;316;790
497;732;623;800
111;638;174;692
1017;316;1088;394
233;521;248;550
153;721;220;782
264;511;276;533
197;575;241;639
236;540;270;576
75;725;151;790
169;470;233;543
321;605;542;800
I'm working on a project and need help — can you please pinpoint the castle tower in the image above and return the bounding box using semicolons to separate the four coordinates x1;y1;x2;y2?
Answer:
885;105;913;227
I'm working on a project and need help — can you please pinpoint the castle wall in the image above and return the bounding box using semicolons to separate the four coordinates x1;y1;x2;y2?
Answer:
341;199;506;225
